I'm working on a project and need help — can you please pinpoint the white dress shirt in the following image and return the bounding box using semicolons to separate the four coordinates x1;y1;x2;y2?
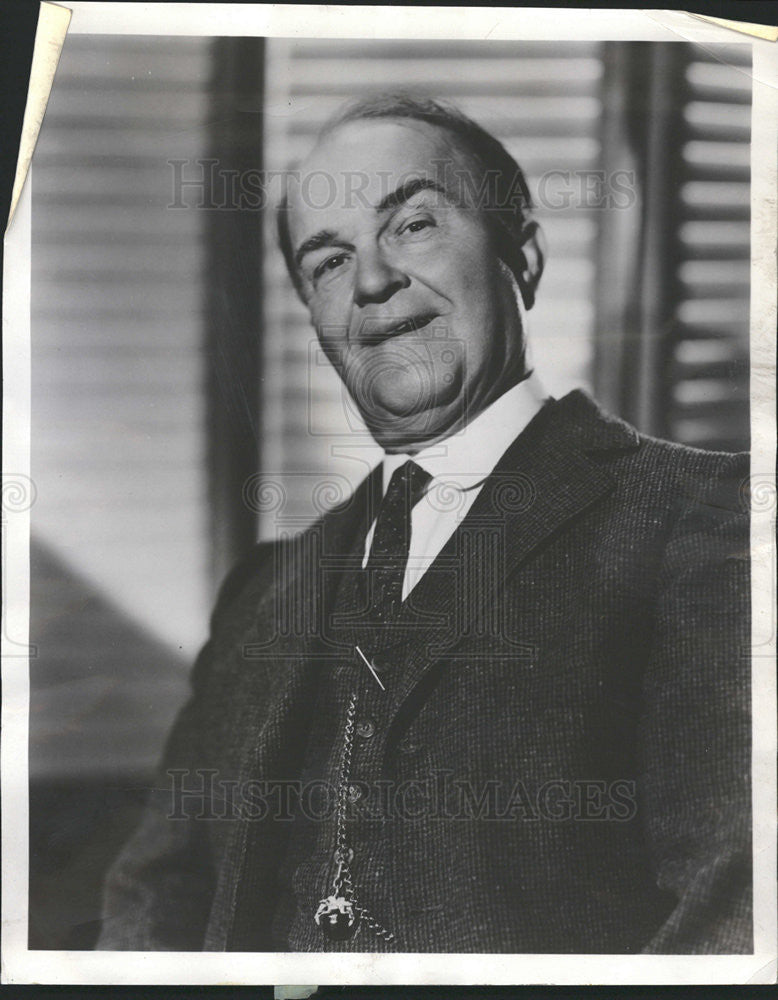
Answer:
363;373;550;600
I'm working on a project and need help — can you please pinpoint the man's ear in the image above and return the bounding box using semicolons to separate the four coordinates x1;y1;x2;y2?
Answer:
514;221;545;311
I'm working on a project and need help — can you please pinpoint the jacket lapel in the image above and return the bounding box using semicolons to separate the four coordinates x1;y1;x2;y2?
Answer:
382;390;640;717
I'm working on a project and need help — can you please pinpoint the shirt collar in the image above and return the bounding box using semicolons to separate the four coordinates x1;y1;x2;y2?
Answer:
381;372;550;495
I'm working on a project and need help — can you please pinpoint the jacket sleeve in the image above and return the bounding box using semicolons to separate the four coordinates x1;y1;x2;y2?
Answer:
95;545;272;950
639;452;752;954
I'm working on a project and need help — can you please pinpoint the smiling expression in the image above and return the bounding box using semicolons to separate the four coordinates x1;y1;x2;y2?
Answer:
287;118;529;452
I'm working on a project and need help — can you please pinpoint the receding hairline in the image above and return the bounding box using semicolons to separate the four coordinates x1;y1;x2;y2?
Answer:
293;114;483;194
322;109;479;147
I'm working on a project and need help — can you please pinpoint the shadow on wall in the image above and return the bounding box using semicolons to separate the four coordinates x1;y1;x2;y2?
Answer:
29;537;191;781
28;538;193;949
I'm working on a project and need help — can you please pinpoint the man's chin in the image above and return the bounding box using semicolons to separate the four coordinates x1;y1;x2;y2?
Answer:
342;361;464;448
360;398;464;452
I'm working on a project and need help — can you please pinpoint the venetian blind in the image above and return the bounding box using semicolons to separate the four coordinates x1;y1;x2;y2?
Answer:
669;43;751;452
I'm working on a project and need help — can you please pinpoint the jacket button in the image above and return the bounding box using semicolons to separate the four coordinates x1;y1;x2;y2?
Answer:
348;784;363;803
356;719;375;739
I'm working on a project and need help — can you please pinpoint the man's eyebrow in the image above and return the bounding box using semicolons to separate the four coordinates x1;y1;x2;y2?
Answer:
294;229;343;270
293;178;445;271
376;177;446;215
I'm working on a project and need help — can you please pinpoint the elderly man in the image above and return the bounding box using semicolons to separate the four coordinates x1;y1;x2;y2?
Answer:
98;95;751;954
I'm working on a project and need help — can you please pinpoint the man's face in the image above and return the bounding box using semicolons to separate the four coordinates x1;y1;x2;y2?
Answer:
288;118;528;452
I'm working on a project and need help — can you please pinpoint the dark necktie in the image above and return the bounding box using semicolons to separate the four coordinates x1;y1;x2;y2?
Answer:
365;459;432;622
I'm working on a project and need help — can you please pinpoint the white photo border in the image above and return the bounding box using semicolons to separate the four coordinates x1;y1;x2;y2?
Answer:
2;2;776;986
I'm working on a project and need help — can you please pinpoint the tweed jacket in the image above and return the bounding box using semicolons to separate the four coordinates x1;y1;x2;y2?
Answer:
97;390;752;953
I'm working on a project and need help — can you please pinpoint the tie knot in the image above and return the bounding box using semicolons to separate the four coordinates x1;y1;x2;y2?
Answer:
387;459;432;509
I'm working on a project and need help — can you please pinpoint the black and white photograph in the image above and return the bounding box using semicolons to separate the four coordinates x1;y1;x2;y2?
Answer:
2;2;776;987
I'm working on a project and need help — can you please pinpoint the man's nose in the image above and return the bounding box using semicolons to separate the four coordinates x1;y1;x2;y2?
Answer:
353;247;409;306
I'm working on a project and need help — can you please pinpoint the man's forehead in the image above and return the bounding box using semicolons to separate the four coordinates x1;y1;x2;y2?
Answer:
288;118;467;223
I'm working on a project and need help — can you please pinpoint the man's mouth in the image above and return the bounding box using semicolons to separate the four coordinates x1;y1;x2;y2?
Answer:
358;312;439;345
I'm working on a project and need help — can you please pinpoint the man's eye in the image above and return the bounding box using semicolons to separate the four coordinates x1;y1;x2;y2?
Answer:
314;253;348;280
401;218;434;236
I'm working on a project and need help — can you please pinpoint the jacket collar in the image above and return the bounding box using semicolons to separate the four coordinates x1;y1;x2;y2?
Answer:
380;371;550;496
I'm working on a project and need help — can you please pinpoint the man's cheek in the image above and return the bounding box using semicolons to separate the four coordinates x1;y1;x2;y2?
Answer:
310;300;338;337
313;286;350;324
315;318;351;367
418;252;484;301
